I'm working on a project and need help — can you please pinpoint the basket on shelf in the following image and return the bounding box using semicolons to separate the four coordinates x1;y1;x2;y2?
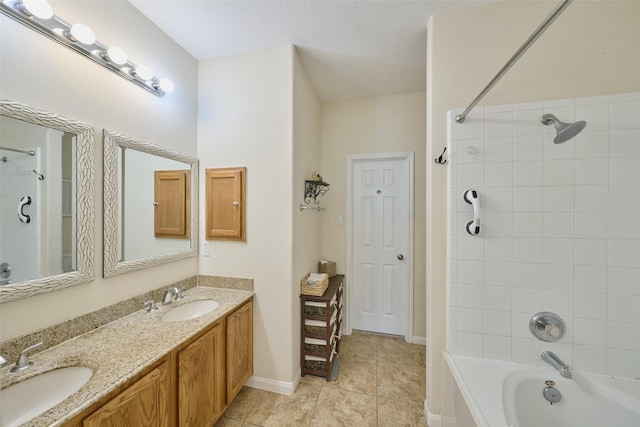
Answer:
300;273;329;296
318;260;336;277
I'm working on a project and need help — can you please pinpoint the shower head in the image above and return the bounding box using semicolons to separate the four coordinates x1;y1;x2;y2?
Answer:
541;114;587;144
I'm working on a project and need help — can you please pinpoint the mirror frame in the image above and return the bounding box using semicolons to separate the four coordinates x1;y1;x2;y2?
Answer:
103;129;198;277
0;99;95;303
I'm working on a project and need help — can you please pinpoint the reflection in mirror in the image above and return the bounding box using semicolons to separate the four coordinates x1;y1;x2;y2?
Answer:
1;116;75;282
0;99;95;303
103;130;198;278
119;148;191;260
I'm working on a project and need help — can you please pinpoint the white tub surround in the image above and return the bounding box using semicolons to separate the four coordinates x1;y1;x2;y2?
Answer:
443;353;640;427
446;91;640;379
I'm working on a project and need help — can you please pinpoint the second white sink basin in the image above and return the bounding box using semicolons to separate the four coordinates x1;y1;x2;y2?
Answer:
161;299;220;322
0;366;92;427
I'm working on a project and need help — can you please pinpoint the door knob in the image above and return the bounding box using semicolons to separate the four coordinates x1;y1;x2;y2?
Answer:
153;202;159;206
397;254;404;260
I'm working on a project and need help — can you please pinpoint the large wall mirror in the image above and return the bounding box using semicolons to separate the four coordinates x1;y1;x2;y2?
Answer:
103;130;198;277
0;99;95;303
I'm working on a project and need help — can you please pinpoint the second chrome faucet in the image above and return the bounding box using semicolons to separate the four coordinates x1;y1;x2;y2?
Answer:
162;286;184;305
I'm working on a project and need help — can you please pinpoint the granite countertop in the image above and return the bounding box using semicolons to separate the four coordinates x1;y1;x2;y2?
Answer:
0;286;253;427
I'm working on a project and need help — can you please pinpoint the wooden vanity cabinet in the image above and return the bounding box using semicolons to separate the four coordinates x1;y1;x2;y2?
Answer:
226;298;254;404
177;321;226;426
82;359;170;427
63;298;254;427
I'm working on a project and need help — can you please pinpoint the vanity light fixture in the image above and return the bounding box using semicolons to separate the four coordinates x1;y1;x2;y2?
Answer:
100;46;128;65
64;23;96;45
0;0;174;97
17;0;52;19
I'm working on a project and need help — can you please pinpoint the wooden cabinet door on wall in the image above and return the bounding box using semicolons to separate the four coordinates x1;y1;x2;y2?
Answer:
83;360;170;427
226;299;254;404
154;170;190;238
205;167;246;241
178;322;226;426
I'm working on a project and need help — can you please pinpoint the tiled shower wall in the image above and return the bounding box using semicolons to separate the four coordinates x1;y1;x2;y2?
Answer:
446;91;640;379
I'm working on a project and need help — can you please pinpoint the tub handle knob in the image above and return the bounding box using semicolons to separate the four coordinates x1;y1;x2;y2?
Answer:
530;312;566;342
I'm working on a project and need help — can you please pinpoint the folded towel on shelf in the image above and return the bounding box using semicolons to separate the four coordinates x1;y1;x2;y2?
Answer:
306;273;327;285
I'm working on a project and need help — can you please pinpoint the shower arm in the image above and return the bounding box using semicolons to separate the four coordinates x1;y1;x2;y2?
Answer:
455;0;573;123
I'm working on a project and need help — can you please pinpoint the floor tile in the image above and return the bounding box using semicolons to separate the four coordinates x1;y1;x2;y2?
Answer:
324;356;377;395
213;417;243;427
377;362;426;403
310;388;377;426
244;382;321;426
223;386;271;421
220;331;429;427
378;398;428;426
376;338;425;367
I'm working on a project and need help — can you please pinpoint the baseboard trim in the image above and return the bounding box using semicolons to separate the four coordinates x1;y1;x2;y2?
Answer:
245;372;300;396
425;399;443;427
413;335;427;345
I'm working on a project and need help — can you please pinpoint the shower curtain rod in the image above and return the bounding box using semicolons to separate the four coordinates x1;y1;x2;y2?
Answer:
455;0;573;123
0;146;35;156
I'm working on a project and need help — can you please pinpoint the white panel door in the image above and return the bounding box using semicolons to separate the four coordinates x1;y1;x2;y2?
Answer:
352;157;410;335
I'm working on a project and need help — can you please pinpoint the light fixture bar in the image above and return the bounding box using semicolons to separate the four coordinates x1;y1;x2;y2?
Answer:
0;1;172;97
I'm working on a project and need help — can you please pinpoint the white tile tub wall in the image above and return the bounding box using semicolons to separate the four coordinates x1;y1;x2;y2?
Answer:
446;92;640;379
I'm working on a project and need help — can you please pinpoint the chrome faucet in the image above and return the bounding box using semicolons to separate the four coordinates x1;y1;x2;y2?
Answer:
10;341;44;373
162;288;175;305
162;286;184;305
541;350;571;378
172;286;183;301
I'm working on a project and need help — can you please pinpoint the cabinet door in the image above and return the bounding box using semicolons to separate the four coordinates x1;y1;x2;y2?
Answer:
178;322;225;427
205;167;246;241
83;361;170;427
154;170;189;238
226;299;253;403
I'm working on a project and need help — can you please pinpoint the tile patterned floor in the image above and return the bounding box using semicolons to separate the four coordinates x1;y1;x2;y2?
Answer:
215;331;428;427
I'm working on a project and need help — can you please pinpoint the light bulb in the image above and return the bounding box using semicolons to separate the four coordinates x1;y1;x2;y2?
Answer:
68;23;95;45
104;46;127;65
159;78;174;93
133;65;153;81
19;0;53;19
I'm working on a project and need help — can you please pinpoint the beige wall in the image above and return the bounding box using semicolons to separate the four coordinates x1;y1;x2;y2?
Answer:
426;0;640;418
197;46;298;386
292;51;322;379
0;1;198;340
320;92;427;340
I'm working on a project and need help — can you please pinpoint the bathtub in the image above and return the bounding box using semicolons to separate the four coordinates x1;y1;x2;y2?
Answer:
442;352;640;427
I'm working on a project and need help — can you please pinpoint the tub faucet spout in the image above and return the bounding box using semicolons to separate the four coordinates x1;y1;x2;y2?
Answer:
541;350;571;378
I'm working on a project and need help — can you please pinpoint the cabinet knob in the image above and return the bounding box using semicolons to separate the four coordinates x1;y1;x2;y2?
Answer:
233;201;239;206
153;202;159;206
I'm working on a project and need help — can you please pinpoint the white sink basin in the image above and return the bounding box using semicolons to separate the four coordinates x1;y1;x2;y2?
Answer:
0;366;92;427
161;299;220;322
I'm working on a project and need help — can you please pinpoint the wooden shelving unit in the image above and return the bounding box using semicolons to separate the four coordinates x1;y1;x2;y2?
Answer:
300;274;344;380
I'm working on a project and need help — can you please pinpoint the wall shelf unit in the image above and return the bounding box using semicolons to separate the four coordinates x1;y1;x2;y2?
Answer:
304;180;329;204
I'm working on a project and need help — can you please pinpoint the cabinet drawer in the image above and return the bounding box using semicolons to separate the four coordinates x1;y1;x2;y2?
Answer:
304;318;336;336
303;301;336;317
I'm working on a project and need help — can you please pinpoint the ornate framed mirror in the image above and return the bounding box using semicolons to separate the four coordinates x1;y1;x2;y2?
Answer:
0;99;95;303
103;130;198;277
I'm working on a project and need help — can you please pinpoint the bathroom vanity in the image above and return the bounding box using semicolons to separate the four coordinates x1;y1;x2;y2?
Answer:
66;295;252;427
0;287;253;427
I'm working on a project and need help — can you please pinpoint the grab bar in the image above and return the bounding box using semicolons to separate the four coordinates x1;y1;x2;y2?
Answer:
455;0;573;123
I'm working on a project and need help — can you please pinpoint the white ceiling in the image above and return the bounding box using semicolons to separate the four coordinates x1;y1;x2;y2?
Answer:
129;0;494;102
